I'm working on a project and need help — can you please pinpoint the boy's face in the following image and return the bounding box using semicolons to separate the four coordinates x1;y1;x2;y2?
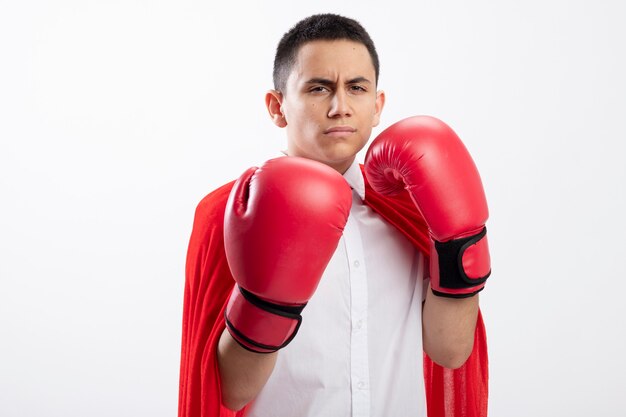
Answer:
267;39;385;173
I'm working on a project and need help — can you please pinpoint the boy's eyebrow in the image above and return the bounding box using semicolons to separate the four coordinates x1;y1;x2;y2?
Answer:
347;76;372;84
305;78;335;86
305;76;372;85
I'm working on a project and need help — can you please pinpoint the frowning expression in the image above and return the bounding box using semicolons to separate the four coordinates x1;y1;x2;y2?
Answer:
267;39;385;173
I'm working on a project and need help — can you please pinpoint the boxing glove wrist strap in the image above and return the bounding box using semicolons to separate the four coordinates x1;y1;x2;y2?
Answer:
238;286;306;316
225;286;306;353
432;226;491;298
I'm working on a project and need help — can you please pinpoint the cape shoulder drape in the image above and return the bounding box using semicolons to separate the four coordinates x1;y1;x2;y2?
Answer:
178;167;488;417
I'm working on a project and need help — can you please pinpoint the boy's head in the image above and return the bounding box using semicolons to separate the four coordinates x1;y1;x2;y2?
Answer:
273;14;380;93
266;14;385;174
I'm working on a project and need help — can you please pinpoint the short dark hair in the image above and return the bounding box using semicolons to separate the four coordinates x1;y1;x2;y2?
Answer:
273;13;380;92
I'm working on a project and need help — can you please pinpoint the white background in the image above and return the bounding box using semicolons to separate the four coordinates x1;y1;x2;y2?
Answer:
1;1;625;416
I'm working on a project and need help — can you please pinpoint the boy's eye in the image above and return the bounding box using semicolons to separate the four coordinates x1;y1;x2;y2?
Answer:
350;85;366;92
310;86;329;93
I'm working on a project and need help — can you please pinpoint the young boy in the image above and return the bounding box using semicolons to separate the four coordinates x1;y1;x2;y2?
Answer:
178;14;489;417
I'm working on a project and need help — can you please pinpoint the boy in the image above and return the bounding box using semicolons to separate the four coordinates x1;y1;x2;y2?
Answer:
179;13;489;417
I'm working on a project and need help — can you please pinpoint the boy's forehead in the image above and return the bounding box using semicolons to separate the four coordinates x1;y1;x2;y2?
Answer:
290;39;376;81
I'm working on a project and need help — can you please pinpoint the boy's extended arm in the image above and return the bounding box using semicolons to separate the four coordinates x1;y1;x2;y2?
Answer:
217;330;278;411
217;157;353;410
364;116;491;369
422;288;479;369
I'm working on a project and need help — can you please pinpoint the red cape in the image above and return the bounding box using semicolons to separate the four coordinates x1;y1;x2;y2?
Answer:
178;167;489;417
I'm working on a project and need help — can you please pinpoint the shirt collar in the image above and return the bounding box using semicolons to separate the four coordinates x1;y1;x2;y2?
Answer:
342;158;365;200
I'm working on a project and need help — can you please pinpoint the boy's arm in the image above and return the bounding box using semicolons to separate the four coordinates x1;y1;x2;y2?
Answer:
422;288;479;369
364;116;491;369
217;331;278;411
217;157;352;409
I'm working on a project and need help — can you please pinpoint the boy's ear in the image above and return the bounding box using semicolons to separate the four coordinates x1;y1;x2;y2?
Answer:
265;90;287;128
372;90;386;128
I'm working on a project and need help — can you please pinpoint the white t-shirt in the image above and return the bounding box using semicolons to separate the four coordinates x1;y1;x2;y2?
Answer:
246;159;428;417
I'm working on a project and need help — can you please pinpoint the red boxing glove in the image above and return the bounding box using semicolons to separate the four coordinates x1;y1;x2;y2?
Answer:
224;157;352;353
365;116;491;298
